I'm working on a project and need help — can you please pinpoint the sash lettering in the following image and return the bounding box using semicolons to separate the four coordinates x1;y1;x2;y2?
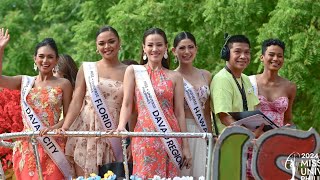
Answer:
183;79;208;132
26;108;41;130
153;110;166;128
43;137;59;154
249;75;258;96
21;76;71;179
133;65;184;169
95;99;112;128
83;62;123;161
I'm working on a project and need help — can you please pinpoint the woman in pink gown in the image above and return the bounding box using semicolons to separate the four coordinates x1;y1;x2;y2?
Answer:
117;28;191;179
248;38;296;179
0;29;73;180
56;26;127;177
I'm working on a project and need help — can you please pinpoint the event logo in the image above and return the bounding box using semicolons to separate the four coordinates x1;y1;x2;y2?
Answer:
285;152;320;180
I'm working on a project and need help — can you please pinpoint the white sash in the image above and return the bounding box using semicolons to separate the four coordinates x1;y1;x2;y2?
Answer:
83;62;123;161
133;65;184;169
183;79;208;133
21;76;71;179
248;75;258;96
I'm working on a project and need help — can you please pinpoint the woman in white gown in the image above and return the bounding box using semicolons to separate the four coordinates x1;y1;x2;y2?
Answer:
172;31;213;178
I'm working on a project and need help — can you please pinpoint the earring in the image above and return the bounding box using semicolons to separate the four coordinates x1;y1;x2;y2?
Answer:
143;53;147;61
174;56;178;63
164;51;168;60
54;65;59;72
33;63;37;71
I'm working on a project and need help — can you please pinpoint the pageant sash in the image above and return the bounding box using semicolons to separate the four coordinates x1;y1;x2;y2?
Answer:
21;76;71;179
133;65;184;169
83;62;123;161
248;75;258;96
183;79;208;133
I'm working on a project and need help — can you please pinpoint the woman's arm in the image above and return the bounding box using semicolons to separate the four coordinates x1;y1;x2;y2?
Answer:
204;99;213;133
284;82;297;125
203;69;213;133
129;105;138;132
117;66;135;131
53;79;73;129
172;71;192;168
60;65;86;131
173;72;187;132
0;28;22;90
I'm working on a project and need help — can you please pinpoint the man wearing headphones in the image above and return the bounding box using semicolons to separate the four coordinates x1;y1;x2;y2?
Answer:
210;34;261;135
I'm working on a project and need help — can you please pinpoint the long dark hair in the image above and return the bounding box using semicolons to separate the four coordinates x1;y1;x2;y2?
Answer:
140;28;170;69
96;25;120;40
173;31;197;48
34;38;58;57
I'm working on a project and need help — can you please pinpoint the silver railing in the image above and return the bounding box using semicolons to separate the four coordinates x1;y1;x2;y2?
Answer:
0;131;214;180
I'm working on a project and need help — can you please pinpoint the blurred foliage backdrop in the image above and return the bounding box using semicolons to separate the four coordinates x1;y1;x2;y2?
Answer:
0;0;319;131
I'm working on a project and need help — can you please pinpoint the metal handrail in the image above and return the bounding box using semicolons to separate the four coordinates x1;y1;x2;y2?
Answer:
0;131;215;180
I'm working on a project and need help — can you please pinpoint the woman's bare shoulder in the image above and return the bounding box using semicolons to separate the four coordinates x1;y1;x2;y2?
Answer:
199;68;212;81
280;77;296;96
165;69;183;83
56;77;72;89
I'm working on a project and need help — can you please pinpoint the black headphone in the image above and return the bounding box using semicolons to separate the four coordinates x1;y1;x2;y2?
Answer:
220;33;232;61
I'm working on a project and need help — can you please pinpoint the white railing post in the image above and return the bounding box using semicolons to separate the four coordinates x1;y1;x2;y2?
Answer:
122;138;130;180
30;137;43;180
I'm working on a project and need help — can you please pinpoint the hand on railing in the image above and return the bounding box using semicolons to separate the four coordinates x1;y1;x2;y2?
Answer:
115;126;127;133
182;145;192;169
39;127;54;136
0;131;214;180
115;126;128;138
54;127;68;135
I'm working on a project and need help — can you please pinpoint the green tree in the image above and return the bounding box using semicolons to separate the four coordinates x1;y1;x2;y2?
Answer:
1;0;42;76
256;0;320;131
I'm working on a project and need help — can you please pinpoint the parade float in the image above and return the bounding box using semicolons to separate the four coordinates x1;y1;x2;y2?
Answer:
0;88;319;180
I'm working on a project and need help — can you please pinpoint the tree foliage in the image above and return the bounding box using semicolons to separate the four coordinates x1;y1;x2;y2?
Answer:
256;0;320;131
0;0;319;131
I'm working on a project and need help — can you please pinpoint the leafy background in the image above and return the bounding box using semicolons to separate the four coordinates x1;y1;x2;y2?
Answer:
0;0;319;132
